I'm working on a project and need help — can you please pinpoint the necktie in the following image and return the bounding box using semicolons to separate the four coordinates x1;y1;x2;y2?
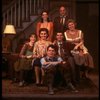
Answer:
59;43;64;57
60;17;65;25
60;17;63;24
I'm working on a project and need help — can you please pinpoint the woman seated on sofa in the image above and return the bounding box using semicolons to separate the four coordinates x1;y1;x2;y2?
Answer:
13;34;37;87
64;19;94;78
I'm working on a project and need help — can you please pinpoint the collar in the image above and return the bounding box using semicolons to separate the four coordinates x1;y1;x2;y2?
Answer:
60;15;66;18
46;56;54;60
58;41;62;45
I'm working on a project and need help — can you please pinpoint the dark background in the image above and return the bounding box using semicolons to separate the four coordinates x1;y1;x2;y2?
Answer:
76;0;99;72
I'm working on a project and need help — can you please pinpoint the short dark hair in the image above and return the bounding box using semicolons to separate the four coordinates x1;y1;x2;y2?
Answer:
56;31;63;35
29;34;36;38
39;28;49;38
55;32;64;41
47;44;57;51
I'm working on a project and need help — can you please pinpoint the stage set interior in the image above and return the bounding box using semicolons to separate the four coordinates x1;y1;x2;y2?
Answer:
2;0;99;100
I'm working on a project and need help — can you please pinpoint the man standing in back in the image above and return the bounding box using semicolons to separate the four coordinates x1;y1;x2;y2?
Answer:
53;6;69;40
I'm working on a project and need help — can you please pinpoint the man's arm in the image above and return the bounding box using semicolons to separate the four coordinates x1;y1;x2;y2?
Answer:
41;57;66;69
41;58;61;68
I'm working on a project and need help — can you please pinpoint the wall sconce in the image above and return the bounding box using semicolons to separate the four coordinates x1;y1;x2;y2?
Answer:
2;25;16;53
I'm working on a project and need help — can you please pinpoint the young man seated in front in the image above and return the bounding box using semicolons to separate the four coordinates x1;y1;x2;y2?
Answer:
40;44;78;95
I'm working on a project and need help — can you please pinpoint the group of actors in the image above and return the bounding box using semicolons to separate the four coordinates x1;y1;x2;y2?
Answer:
12;6;94;95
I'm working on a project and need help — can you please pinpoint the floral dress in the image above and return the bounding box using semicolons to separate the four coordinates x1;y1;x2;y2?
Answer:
33;40;52;57
33;40;52;67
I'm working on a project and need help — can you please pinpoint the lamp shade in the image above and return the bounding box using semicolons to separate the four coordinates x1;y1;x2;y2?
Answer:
3;25;16;34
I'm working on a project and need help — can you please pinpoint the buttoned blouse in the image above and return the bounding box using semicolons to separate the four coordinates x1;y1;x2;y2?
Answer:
33;40;52;57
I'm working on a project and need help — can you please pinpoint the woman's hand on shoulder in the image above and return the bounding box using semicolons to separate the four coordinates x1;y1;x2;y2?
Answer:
53;40;57;45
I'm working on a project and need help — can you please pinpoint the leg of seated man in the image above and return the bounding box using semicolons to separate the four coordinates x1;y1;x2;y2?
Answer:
68;57;80;85
60;63;78;92
45;66;56;95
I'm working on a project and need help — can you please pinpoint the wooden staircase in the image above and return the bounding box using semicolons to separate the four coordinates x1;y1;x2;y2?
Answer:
2;0;76;52
2;0;48;52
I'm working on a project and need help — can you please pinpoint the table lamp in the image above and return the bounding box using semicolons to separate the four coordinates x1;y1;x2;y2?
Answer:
2;25;16;53
3;25;16;34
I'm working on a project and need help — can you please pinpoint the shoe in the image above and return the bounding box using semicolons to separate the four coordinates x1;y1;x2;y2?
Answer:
48;85;54;95
48;90;54;95
71;89;79;93
68;82;79;93
24;82;29;86
36;83;40;86
40;84;45;87
19;81;24;87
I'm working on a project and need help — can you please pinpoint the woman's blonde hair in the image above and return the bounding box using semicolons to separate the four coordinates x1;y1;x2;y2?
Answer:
67;19;76;25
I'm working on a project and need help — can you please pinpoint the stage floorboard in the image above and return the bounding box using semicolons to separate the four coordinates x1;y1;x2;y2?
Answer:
2;73;99;100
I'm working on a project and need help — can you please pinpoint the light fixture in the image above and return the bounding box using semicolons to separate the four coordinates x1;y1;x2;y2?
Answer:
2;25;16;53
3;25;16;34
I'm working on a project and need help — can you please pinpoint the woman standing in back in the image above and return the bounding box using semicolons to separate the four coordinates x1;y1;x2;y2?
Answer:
36;11;53;41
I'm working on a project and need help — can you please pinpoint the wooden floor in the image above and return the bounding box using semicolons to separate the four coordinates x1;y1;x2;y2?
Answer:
2;72;99;100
